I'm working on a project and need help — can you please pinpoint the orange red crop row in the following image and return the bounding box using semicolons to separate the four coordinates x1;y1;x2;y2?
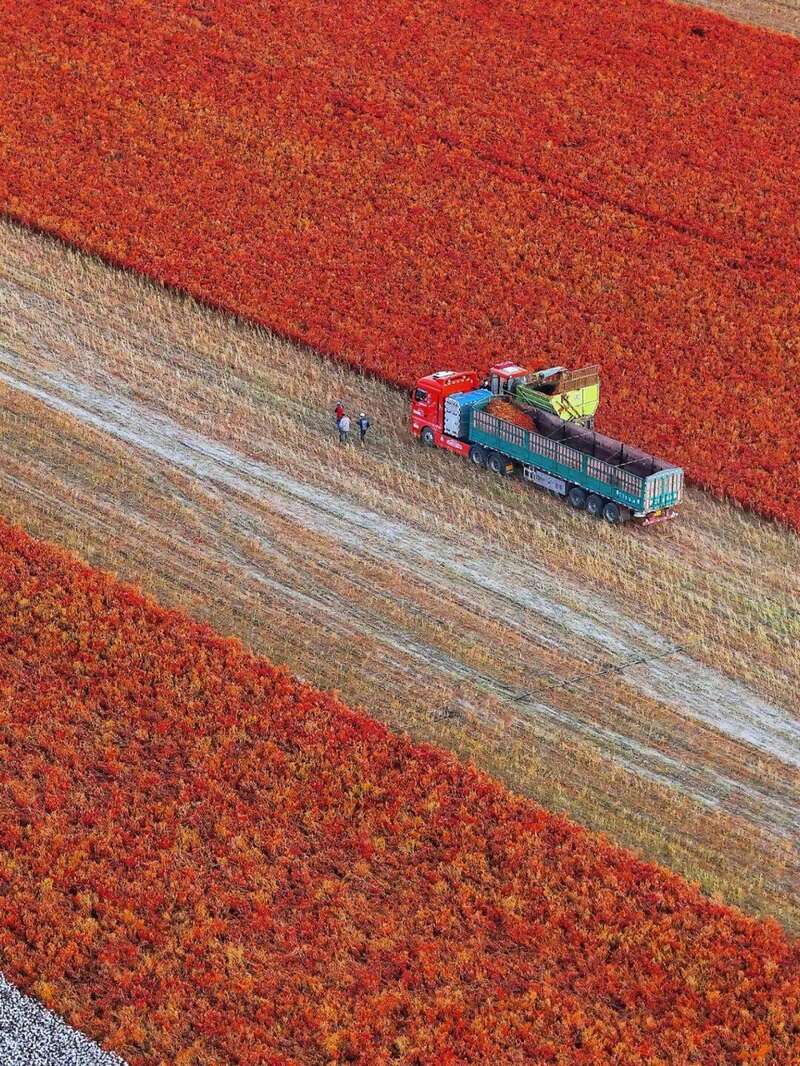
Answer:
0;0;799;529
0;519;799;1063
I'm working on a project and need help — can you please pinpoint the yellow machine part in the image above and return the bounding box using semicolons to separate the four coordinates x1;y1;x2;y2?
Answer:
552;380;600;420
516;365;600;422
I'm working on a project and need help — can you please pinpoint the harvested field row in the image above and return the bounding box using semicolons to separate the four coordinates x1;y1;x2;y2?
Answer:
1;221;798;932
1;1;799;528
683;0;800;38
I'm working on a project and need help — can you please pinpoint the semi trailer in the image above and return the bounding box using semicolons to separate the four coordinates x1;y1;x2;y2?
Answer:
410;363;683;525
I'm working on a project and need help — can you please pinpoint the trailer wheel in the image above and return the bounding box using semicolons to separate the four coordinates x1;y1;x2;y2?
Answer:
567;486;587;509
469;444;487;467
603;501;622;524
487;451;508;475
586;493;604;517
420;427;435;447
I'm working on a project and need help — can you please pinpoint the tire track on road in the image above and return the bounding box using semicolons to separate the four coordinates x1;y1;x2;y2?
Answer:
1;347;798;848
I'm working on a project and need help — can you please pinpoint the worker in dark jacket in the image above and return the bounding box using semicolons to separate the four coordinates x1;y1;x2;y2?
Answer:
358;412;370;444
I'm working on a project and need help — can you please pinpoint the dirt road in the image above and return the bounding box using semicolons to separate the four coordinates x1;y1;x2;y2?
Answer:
1;221;798;928
685;0;800;37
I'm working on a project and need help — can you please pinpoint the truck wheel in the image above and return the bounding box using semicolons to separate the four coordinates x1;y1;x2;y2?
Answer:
567;486;587;509
420;427;435;447
603;501;622;524
586;493;603;517
469;444;487;467
487;451;508;475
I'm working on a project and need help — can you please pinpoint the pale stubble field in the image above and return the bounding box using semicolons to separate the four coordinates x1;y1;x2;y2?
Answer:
1;220;798;930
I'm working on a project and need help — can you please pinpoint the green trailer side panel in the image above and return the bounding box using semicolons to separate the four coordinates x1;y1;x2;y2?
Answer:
466;407;683;513
642;469;684;512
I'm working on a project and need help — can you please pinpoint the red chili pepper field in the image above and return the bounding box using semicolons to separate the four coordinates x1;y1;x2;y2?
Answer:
1;1;799;527
0;517;798;1063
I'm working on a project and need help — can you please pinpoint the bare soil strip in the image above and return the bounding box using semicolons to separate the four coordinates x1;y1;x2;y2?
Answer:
0;973;126;1066
683;0;800;37
1;221;798;929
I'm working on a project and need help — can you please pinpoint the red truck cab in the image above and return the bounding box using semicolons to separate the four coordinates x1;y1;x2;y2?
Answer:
411;370;479;447
411;363;536;446
484;361;533;396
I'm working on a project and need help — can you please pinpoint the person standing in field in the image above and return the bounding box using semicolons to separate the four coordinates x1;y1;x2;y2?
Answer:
334;400;345;426
358;412;370;444
338;412;351;444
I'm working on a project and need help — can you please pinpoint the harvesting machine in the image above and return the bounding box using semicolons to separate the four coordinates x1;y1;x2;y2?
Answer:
410;361;683;525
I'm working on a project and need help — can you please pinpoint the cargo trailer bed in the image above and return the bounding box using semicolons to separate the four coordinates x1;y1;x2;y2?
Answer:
468;403;683;518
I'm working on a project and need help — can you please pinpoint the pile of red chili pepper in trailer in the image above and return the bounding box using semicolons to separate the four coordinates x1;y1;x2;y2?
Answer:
487;398;537;430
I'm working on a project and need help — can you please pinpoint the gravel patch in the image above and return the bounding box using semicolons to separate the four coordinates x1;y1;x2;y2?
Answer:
0;974;126;1066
